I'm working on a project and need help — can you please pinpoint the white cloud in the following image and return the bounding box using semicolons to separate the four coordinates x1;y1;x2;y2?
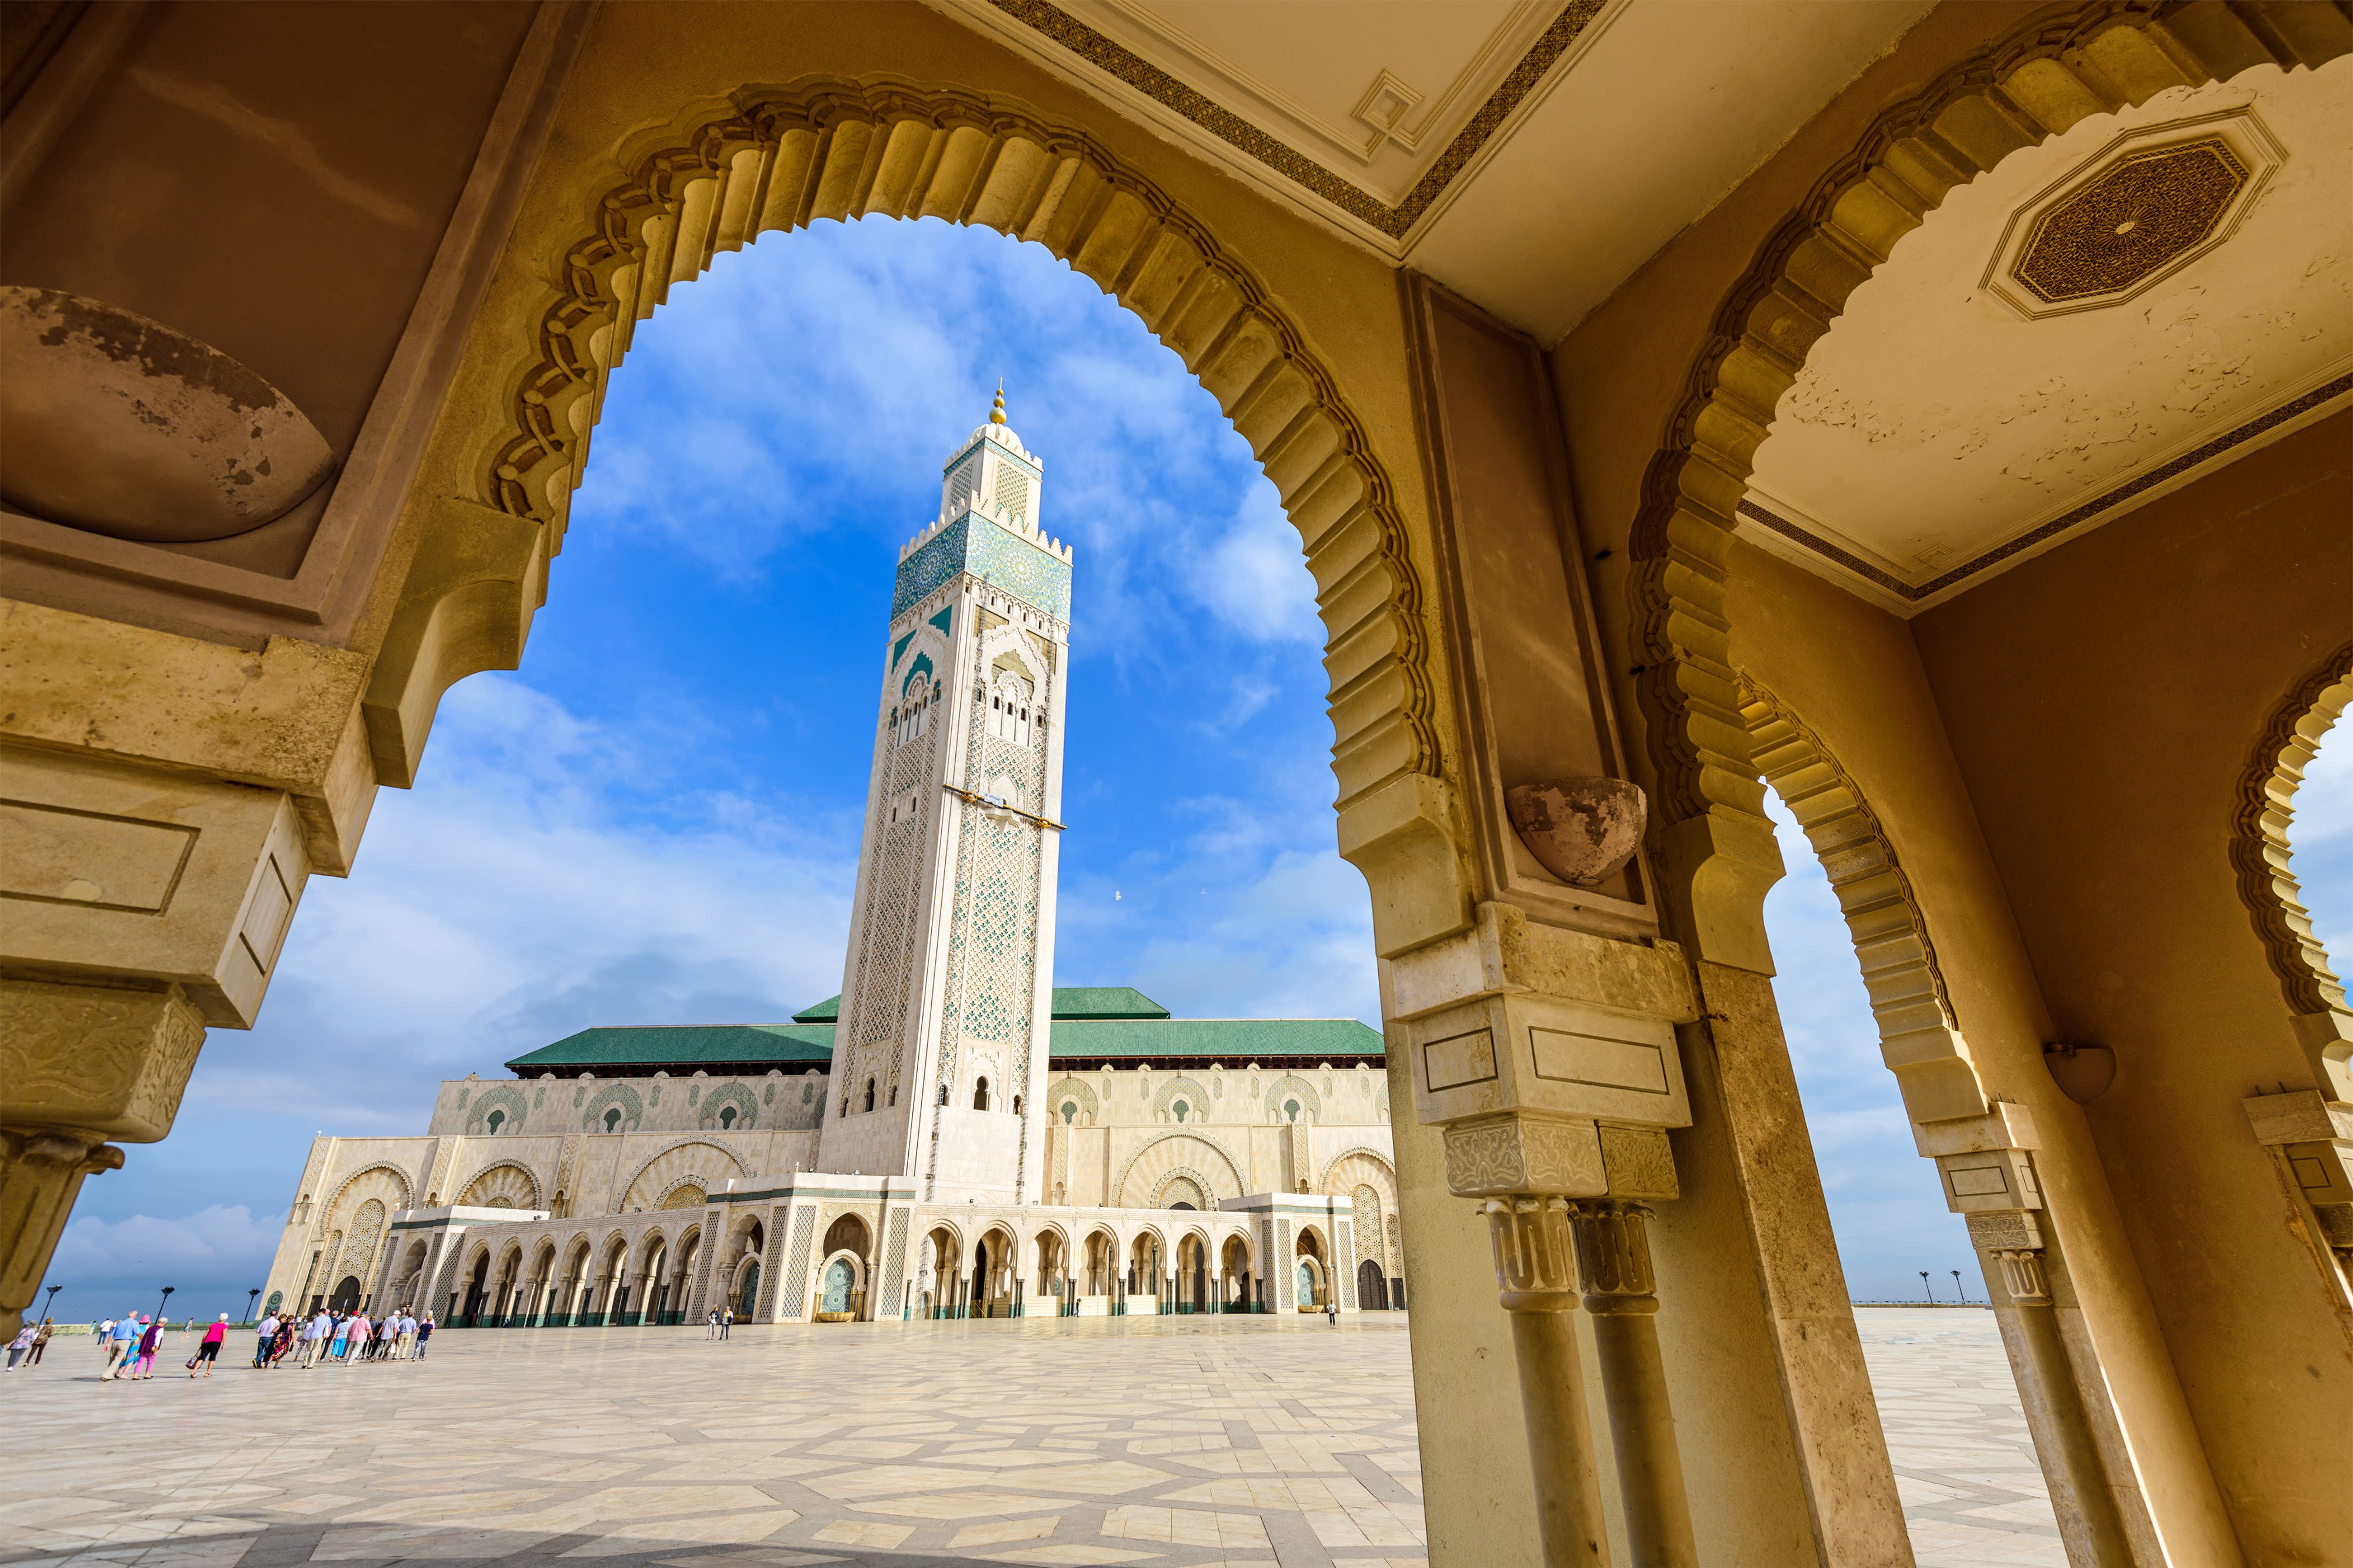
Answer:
51;1205;285;1319
189;675;859;1136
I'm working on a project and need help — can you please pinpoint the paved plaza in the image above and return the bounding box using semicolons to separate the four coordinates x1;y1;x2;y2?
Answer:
0;1310;2058;1568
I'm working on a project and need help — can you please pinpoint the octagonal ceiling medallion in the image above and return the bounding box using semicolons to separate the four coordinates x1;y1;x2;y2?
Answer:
1982;106;2284;320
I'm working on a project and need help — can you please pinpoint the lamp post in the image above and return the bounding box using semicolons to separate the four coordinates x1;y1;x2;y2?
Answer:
156;1285;175;1326
1918;1270;1932;1304
246;1288;262;1325
43;1284;62;1322
1951;1270;1966;1305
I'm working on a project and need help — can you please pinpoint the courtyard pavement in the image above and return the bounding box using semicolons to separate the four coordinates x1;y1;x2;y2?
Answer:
0;1309;2058;1568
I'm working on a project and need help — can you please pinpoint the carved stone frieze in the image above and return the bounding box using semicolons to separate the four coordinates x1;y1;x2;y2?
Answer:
1442;1115;1605;1199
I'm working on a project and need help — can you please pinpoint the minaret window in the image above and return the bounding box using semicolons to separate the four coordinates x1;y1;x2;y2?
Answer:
974;1077;991;1110
862;1078;876;1113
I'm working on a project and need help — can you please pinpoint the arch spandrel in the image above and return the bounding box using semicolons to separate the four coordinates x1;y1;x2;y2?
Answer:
1629;7;2351;958
364;74;1457;906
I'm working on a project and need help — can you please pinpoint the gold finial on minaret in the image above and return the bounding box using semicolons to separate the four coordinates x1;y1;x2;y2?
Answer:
989;385;1007;425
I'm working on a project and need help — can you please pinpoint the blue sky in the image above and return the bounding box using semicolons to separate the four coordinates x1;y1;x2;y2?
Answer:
46;217;2353;1323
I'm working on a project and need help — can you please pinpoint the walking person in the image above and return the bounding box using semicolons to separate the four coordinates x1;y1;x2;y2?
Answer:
719;1305;732;1340
29;1318;53;1366
326;1312;352;1363
345;1312;371;1363
5;1323;31;1370
301;1309;331;1366
254;1309;280;1369
101;1314;136;1380
129;1316;162;1380
414;1313;433;1360
189;1315;228;1378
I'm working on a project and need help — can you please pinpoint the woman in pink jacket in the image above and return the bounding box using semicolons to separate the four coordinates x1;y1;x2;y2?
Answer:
189;1315;228;1378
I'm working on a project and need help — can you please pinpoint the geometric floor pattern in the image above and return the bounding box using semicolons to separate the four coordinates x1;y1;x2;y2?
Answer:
1;1310;2058;1567
1854;1308;2066;1568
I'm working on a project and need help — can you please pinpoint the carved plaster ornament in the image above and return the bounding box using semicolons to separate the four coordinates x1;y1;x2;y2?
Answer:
1505;776;1647;888
0;286;334;542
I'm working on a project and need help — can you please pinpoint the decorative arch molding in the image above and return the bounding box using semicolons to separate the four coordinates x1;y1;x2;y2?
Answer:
455;1160;545;1211
619;1139;751;1213
463;1082;529;1136
1627;3;2349;936
1046;1075;1099;1125
371;74;1441;816
1151;1075;1212;1121
1114;1131;1248;1206
1739;678;1994;1125
1263;1073;1322;1122
321;1163;415;1236
1319;1146;1399;1199
2234;640;2353;1099
1149;1167;1218;1211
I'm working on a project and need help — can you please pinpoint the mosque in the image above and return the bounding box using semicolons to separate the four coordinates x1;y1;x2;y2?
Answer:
256;400;1403;1329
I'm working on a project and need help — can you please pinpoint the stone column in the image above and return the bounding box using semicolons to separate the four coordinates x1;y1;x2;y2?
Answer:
1569;1201;1696;1568
1972;1213;2131;1565
1481;1194;1611;1567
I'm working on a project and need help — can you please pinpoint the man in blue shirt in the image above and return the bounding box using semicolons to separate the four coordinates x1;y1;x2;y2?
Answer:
101;1313;139;1380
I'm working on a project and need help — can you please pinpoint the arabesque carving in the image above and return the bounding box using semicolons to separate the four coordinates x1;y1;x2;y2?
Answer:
446;74;1438;809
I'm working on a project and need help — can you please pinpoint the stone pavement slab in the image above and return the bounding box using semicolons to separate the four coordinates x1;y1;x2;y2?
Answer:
0;1310;2058;1567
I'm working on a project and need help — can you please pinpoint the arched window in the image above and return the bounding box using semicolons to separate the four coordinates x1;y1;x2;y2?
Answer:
1284;1099;1301;1124
889;1084;898;1106
718;1106;736;1130
1172;1101;1188;1123
485;1109;504;1134
1012;1095;1022;1117
604;1107;622;1133
862;1079;876;1113
1061;1100;1078;1125
974;1077;991;1110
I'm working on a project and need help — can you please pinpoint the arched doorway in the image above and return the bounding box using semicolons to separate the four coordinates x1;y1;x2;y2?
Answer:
1358;1259;1387;1312
734;1260;760;1320
459;1252;488;1324
329;1275;362;1313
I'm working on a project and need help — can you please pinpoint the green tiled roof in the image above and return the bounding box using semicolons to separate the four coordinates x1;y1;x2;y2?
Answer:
504;1010;1380;1076
1048;1017;1382;1062
507;1023;837;1072
791;986;1169;1024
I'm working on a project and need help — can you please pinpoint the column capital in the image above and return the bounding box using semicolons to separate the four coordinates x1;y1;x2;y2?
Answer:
1481;1195;1579;1312
1568;1199;1659;1314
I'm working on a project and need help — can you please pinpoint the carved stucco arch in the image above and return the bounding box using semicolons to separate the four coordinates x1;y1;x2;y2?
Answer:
455;1159;545;1211
320;1162;415;1237
2234;640;2353;1099
1318;1145;1398;1198
369;74;1442;827
1114;1130;1248;1206
618;1138;751;1212
1739;678;1994;1126
1629;3;2350;940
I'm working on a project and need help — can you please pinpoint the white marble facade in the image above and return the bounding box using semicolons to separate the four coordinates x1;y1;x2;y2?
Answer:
259;405;1402;1330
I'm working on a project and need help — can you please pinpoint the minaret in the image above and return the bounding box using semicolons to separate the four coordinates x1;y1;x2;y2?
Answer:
816;392;1072;1204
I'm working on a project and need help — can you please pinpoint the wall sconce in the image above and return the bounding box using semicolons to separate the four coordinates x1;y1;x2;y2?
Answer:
2044;1042;2117;1105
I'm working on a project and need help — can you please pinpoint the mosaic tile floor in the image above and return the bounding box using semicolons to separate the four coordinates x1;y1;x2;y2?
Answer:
0;1310;2058;1567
